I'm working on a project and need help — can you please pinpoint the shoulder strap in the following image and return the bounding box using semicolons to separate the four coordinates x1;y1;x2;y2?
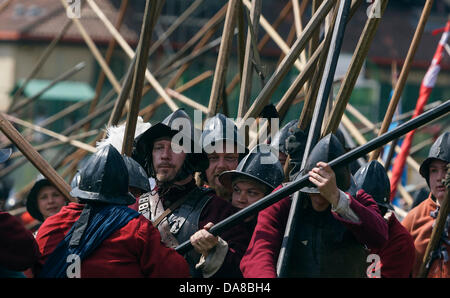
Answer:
153;194;191;227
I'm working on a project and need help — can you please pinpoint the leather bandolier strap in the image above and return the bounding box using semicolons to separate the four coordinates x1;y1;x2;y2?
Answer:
137;186;214;277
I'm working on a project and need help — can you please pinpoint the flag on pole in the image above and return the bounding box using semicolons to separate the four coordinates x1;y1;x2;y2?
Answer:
389;21;450;200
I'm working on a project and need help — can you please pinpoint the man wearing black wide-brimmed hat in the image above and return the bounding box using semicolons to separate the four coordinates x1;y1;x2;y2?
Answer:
132;109;249;278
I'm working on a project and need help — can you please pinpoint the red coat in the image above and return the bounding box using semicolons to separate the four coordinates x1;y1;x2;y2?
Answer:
34;203;190;278
240;188;389;278
0;212;40;271
130;180;251;277
370;213;415;278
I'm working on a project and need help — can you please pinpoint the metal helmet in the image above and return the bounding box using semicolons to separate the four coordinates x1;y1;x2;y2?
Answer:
26;178;55;221
354;160;394;211
70;144;135;205
219;144;284;194
346;175;358;198
202;113;247;154
70;171;81;190
133;108;209;179
419;131;450;185
0;148;12;163
300;133;351;194
123;155;151;193
270;119;298;155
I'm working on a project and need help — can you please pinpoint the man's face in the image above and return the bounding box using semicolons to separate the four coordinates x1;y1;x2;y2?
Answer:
205;144;239;200
37;186;66;220
231;180;266;209
152;138;186;183
429;159;448;204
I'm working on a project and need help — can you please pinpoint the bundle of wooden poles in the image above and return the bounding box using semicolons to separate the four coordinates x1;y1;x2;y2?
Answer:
0;0;448;272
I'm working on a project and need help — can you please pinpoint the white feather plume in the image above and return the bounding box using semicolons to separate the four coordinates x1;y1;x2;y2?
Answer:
96;117;151;152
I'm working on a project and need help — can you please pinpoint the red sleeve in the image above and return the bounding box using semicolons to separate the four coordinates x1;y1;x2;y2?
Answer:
0;212;40;271
135;217;190;278
240;195;291;278
332;190;389;250
375;215;415;278
199;195;251;277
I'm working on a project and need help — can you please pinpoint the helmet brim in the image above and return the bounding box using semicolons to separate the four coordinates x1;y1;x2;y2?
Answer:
0;148;12;163
219;170;275;192
70;187;136;206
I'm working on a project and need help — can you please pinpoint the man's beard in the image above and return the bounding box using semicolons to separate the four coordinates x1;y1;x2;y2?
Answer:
215;186;232;201
155;164;177;183
211;174;232;201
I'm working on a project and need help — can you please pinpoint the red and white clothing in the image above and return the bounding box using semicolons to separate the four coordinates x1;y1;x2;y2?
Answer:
34;203;190;278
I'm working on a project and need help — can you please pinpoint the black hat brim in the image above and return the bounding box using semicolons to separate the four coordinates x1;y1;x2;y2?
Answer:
135;123;179;153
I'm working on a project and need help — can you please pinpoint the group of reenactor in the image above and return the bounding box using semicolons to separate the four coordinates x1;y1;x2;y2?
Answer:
0;108;449;278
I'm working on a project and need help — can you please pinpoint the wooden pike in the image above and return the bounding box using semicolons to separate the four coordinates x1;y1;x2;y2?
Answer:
322;0;389;135
369;0;435;161
154;3;228;74
139;70;213;119
208;0;240;117
166;89;209;114
87;0;178;112
9;130;99;160
247;40;324;150
291;0;309;68
224;1;293;98
278;0;355;277
0;113;73;201
154;34;225;79
148;0;204;56
141;22;221;122
107;56;137;129
418;165;449;278
1;100;90;150
59;0;122;94
3;114;96;153
86;0;130;126
122;0;161;156
9;19;72;109
239;0;335;126
236;0;246;80
297;0;362;131
0;130;99;178
242;0;306;72
9;62;86;115
277;40;324;121
359;101;443;134
237;0;262;119
345;103;420;173
340;113;414;206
